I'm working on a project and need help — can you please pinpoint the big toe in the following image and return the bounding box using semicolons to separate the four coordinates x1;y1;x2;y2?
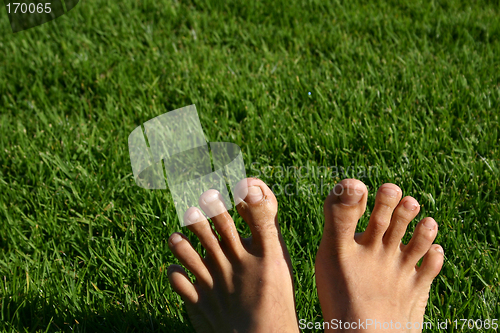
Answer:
322;179;368;251
234;178;280;255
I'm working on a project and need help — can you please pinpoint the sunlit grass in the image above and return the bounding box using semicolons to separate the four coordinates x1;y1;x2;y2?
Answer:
0;0;499;331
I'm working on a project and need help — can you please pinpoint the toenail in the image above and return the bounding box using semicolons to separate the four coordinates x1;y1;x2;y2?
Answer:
185;208;203;224
403;200;419;211
203;190;220;204
335;184;364;205
244;186;264;204
435;245;444;254
380;186;399;197
169;233;183;246
423;219;436;230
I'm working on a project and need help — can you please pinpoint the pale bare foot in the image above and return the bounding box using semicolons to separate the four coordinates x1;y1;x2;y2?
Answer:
316;179;444;332
167;178;299;333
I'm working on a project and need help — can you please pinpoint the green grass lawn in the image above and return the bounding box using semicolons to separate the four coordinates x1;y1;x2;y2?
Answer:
0;0;499;331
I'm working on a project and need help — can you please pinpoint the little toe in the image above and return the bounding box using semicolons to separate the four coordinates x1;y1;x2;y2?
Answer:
198;190;245;258
234;178;280;255
401;217;438;268
416;244;444;285
168;233;213;288
360;183;402;245
383;196;420;249
322;179;368;250
167;264;199;303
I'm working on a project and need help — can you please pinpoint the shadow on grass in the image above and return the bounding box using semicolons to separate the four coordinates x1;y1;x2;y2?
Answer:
1;294;194;333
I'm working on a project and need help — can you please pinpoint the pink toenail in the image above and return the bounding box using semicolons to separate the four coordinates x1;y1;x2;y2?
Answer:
380;186;399;197
203;190;220;204
403;200;419;210
423;218;436;229
170;233;183;245
435;246;444;254
335;184;364;205
244;186;263;204
185;208;203;224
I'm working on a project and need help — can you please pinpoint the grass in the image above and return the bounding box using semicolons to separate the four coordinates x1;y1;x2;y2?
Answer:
0;0;499;331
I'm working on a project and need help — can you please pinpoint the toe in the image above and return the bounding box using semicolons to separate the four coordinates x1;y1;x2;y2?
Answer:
383;196;420;249
416;244;444;285
401;217;438;268
185;207;228;263
198;190;245;258
167;264;199;303
168;233;213;288
322;179;367;250
360;183;402;245
234;178;280;255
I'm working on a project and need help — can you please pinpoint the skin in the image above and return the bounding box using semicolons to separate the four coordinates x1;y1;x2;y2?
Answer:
315;179;444;332
167;178;300;333
167;177;444;333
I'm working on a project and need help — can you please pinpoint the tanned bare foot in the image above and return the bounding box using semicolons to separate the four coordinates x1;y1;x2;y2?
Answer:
167;178;299;333
316;179;444;332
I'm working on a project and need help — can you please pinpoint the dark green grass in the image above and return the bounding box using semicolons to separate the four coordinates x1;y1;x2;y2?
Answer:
0;0;499;331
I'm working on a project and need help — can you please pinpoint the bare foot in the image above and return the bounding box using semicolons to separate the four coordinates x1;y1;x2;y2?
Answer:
167;178;299;333
316;179;444;332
